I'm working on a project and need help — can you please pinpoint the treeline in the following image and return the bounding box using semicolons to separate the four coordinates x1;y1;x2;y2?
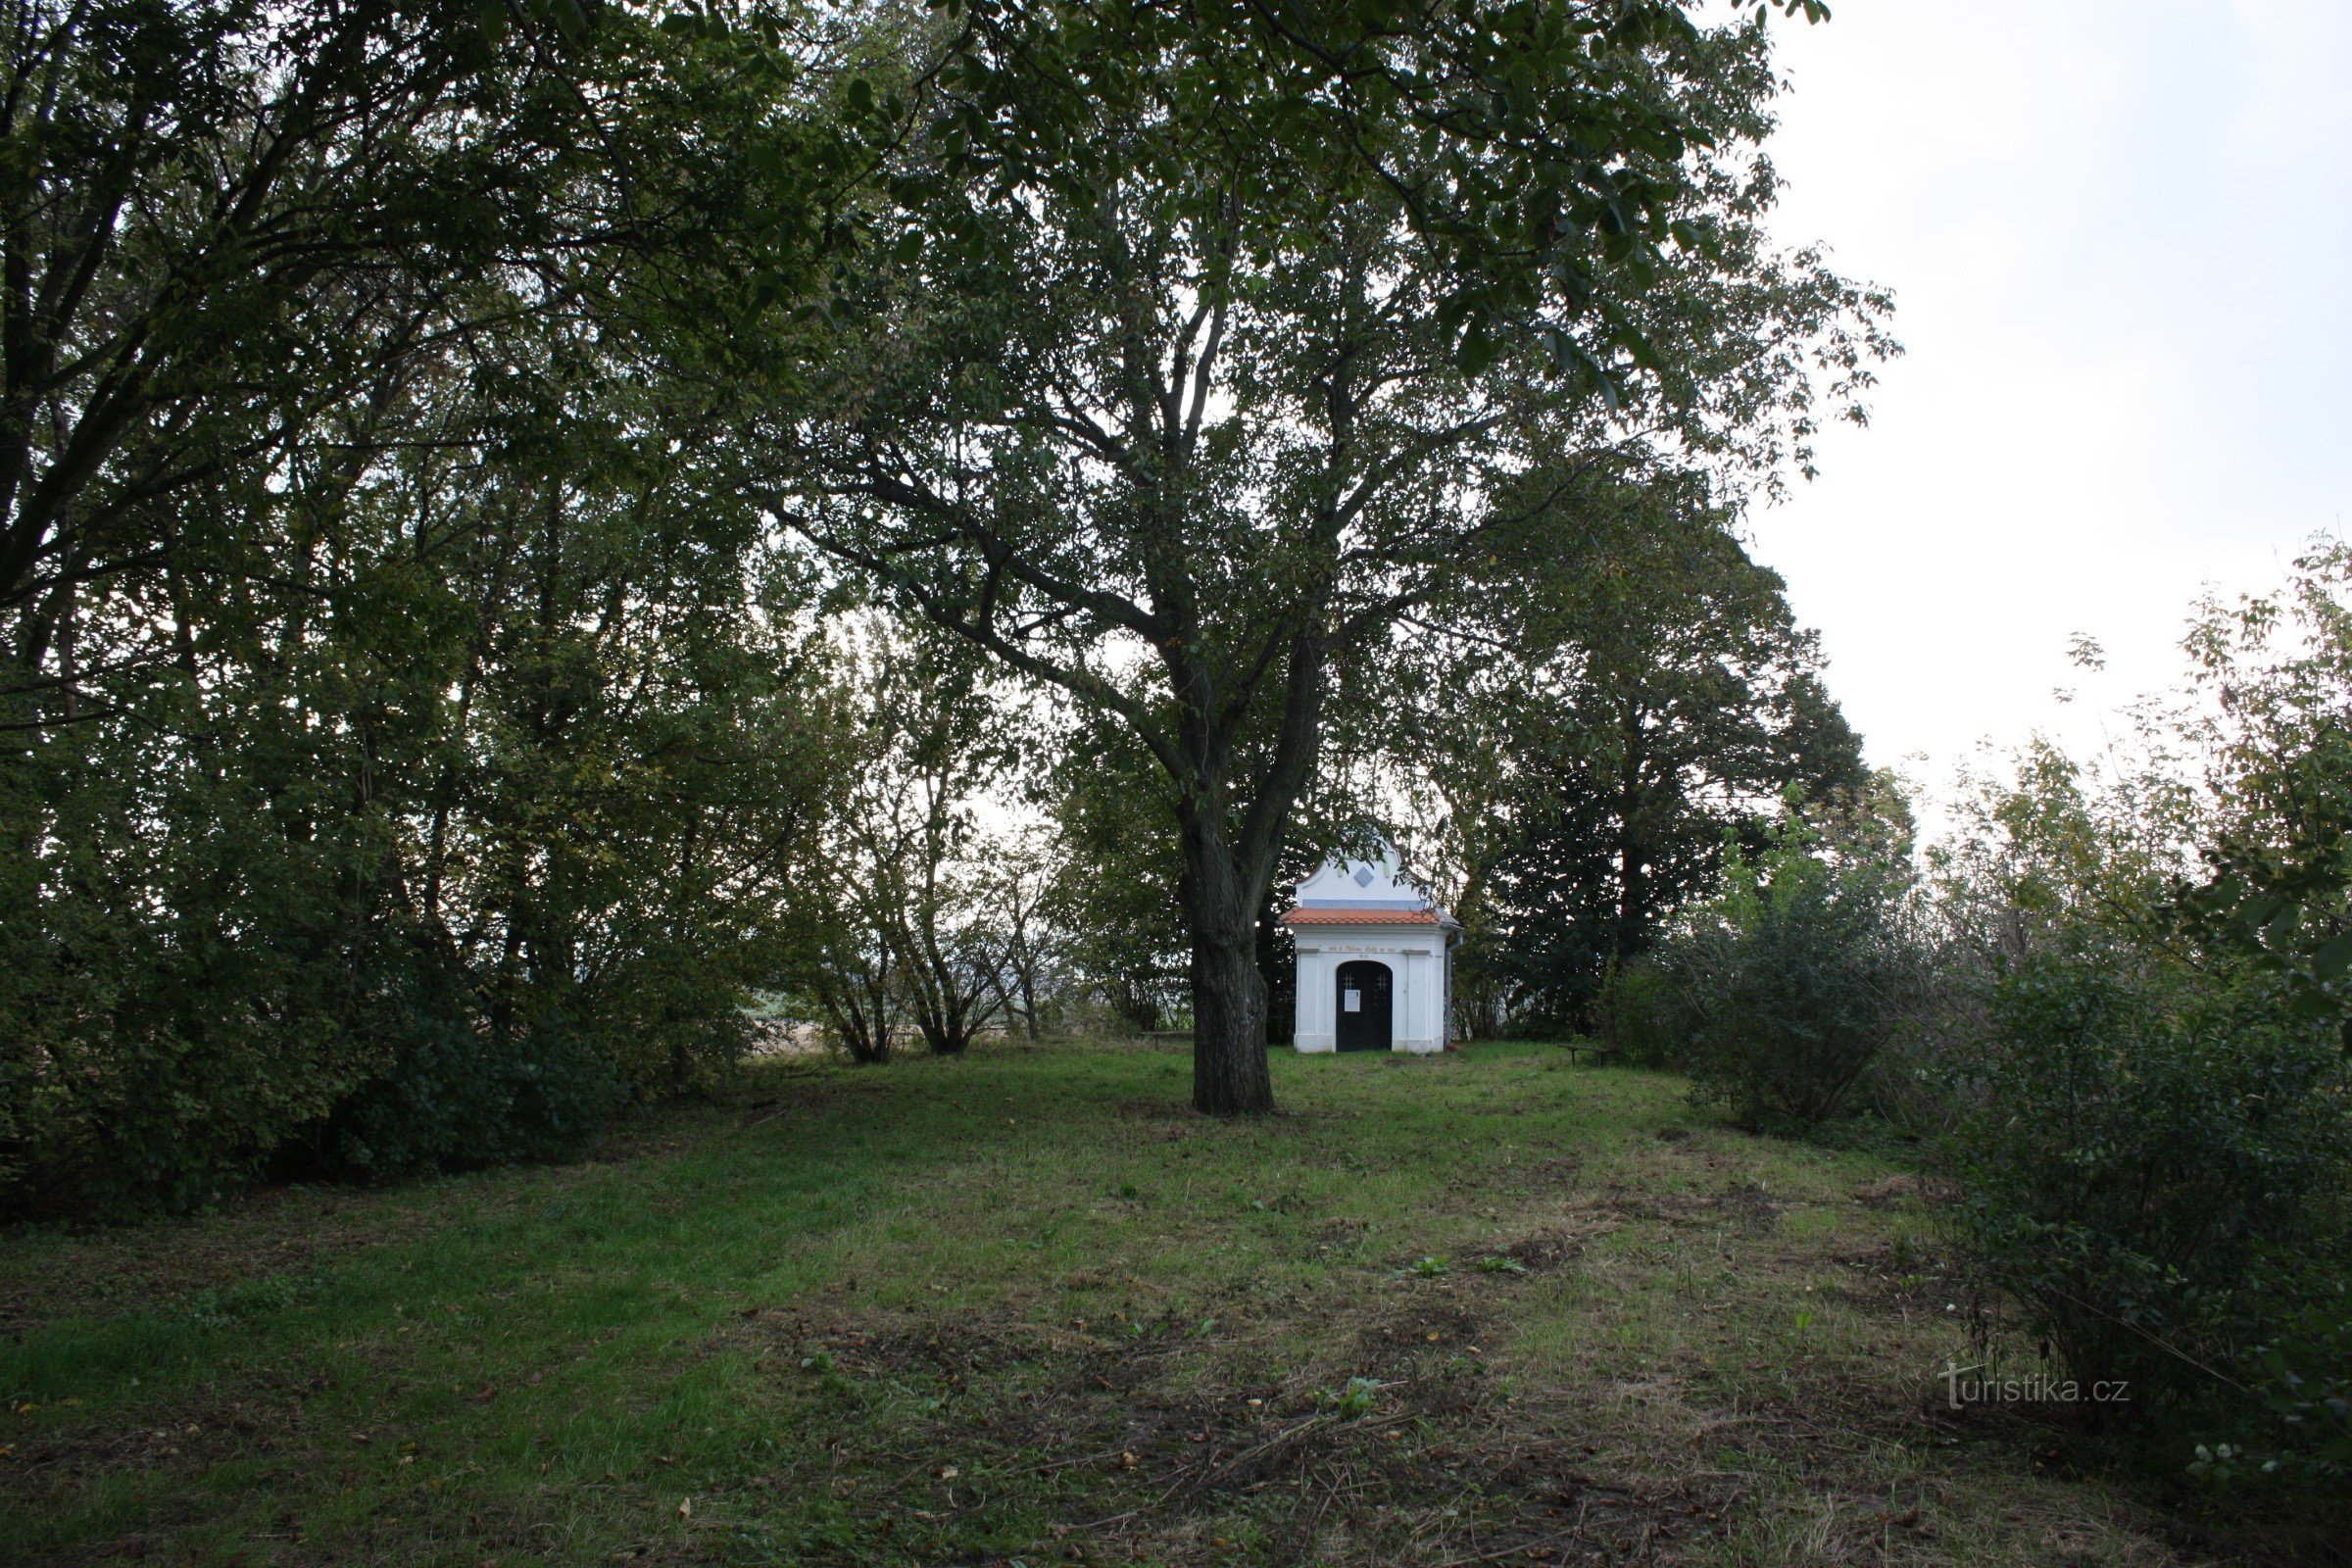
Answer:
3;0;1889;1212
0;0;865;1210
1598;545;2352;1488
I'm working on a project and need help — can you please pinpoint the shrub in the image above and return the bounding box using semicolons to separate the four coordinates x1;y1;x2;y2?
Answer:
1670;810;1926;1134
1592;957;1692;1068
1946;940;2352;1422
2212;1298;2352;1483
1927;548;2352;1474
318;958;632;1179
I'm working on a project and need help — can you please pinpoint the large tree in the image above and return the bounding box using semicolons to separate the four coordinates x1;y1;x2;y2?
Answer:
720;0;1885;1112
1393;465;1867;1034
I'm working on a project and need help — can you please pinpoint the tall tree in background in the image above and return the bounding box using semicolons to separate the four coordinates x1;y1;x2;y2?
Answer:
1395;466;1866;1034
980;828;1064;1041
743;0;1888;1112
865;634;1015;1056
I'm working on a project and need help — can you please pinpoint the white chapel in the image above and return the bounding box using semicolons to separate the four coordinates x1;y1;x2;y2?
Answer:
1283;849;1460;1054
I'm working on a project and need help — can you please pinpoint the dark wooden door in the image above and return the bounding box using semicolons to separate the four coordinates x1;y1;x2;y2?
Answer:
1335;961;1393;1054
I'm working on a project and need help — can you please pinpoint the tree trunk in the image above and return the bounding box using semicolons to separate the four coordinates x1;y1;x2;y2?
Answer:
1162;619;1325;1115
1178;807;1276;1115
1189;913;1272;1115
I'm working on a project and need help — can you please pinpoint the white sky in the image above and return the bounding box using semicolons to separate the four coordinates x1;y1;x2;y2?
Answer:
1746;1;2352;795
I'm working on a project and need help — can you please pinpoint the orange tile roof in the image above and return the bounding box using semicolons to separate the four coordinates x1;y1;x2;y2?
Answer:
1281;907;1442;925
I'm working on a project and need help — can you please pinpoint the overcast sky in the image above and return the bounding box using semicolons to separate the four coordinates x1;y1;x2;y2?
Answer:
1744;1;2351;795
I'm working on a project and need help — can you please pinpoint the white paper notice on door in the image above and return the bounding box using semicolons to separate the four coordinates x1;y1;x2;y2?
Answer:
1343;990;1361;1011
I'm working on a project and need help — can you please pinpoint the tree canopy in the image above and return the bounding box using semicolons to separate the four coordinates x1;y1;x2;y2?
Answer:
724;0;1890;1110
0;0;1893;1212
1394;465;1867;1035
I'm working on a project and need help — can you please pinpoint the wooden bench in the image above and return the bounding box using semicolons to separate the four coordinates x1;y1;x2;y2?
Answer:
1556;1042;1619;1066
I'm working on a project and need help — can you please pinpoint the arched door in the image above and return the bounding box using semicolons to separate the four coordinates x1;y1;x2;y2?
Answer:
1335;960;1393;1053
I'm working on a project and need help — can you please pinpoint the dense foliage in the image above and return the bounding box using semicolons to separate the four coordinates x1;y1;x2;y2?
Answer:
1931;546;2352;1477
0;0;858;1213
1623;787;1924;1132
1394;469;1867;1037
1949;940;2350;1418
0;0;1887;1210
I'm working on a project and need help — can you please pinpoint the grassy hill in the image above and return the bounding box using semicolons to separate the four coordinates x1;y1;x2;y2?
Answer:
0;1042;2277;1564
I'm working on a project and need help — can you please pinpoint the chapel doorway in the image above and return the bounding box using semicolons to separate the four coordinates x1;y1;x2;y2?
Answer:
1334;960;1393;1053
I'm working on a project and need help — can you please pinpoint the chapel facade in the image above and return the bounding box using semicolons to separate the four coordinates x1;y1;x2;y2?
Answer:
1283;850;1459;1054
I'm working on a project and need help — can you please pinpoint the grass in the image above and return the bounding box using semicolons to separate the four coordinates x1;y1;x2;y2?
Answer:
0;1040;2325;1565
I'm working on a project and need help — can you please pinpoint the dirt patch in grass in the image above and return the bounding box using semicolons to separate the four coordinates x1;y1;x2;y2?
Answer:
1580;1179;1793;1238
1850;1173;1925;1208
1822;1239;1975;1329
680;1237;1929;1568
1715;1178;1789;1234
1498;1221;1616;1275
1111;1096;1203;1123
1527;1152;1587;1189
689;1251;1719;1567
0;1196;430;1339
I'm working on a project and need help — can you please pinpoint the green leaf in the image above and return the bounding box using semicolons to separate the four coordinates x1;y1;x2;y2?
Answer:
1456;321;1497;377
2313;934;2352;982
2288;987;2336;1020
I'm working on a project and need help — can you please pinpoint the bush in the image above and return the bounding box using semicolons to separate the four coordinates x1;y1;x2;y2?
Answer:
1592;958;1692;1068
2217;1298;2352;1483
319;958;632;1179
0;583;822;1218
1669;812;1926;1135
1947;940;2352;1422
1926;549;2352;1476
0;778;760;1216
